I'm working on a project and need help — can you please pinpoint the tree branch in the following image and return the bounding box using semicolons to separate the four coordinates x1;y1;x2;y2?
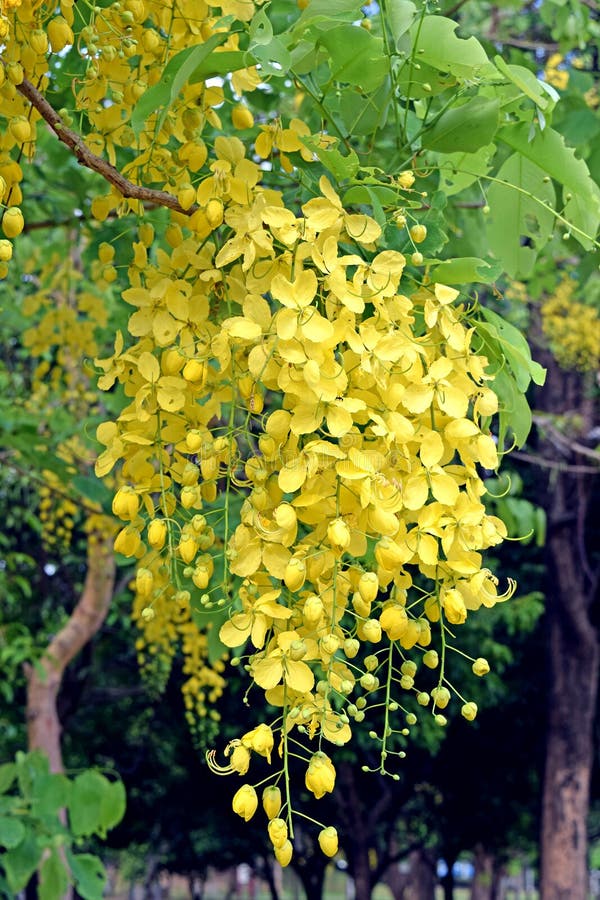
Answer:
16;76;197;217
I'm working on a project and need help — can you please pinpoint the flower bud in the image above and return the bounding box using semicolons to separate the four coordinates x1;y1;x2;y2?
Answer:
303;594;324;625
232;104;254;130
358;571;379;603
284;556;306;592
431;686;451;709
114;525;141;558
262;786;281;820
379;605;408;640
318;826;338;858
442;589;467;625
268;817;288;849
327;518;351;553
147;518;167;550
2;207;24;239
305;752;336;799
135;567;153;598
232;784;258;821
461;701;478;721
275;839;293;867
472;657;490;677
48;15;73;52
423;650;439;669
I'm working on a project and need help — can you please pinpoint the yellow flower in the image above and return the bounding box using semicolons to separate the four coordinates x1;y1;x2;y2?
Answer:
228;743;251;775
305;752;336;799
318;826;338;858
262;786;281;820
275;840;293;867
268;817;288;849
242;724;274;762
232;784;258;821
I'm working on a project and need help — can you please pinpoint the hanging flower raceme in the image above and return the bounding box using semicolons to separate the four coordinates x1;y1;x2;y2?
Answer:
47;29;517;855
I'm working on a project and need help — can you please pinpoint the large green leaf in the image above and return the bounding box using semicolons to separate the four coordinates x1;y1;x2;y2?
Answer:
39;850;69;900
422;97;499;154
69;772;125;839
494;57;549;110
0;817;25;849
437;144;496;196
411;16;492;79
486;153;555;277
318;25;387;91
479;306;546;391
427;257;502;285
498;123;600;248
3;832;41;893
388;0;417;46
67;852;107;900
31;774;71;822
0;764;16;794
300;137;360;180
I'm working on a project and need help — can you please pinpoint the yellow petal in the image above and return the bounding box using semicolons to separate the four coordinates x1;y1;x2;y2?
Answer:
284;659;314;694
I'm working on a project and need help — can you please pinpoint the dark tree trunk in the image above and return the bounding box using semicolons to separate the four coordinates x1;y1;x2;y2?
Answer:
537;362;599;900
294;866;326;900
440;859;456;900
383;849;436;900
469;845;498;900
261;856;281;900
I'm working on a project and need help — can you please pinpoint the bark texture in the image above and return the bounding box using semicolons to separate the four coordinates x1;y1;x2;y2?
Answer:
537;363;599;900
25;534;116;771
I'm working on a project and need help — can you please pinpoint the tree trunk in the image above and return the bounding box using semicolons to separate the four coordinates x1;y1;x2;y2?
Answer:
469;845;495;900
294;863;326;900
25;533;115;769
24;533;115;900
537;363;599;900
440;860;455;900
383;849;436;900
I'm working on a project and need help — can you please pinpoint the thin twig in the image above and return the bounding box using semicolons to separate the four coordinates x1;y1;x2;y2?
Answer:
510;449;599;474
16;76;197;217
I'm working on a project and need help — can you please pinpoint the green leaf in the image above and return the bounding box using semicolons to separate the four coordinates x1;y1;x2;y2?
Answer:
411;16;491;79
427;257;502;284
0;816;25;849
388;0;417;46
300;136;360;180
293;0;363;29
69;772;125;839
3;832;41;893
131;33;231;135
396;60;458;99
318;25;387;91
0;763;16;794
479;306;546;390
71;475;110;507
437;144;496;197
32;774;71;821
39;850;69;900
498;123;600;248
333;79;391;136
422;97;499;154
486;153;555;277
494;57;549;109
67;852;107;900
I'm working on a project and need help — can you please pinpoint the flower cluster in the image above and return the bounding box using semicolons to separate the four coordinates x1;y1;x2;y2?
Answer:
95;134;511;860
541;277;600;372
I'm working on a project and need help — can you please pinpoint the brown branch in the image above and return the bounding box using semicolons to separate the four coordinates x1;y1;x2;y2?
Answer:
533;414;600;463
25;534;116;773
510;449;600;474
16;76;197;217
